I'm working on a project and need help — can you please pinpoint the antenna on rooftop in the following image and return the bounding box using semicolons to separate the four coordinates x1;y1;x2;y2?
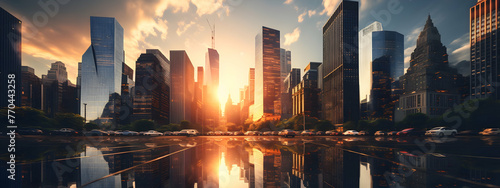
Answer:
206;19;215;49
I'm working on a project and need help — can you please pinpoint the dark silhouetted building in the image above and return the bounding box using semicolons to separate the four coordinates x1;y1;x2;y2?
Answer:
470;0;500;99
134;49;170;125
21;66;42;109
1;7;22;108
120;62;134;125
292;63;321;118
395;16;462;121
170;50;195;124
322;1;360;125
42;61;78;116
282;68;301;119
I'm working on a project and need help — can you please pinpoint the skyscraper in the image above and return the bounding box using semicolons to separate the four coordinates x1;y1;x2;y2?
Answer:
80;16;124;124
470;0;500;99
1;7;22;108
170;50;195;124
322;1;360;125
370;31;404;120
195;66;204;126
21;66;42;109
255;26;281;121
282;68;301;119
205;48;220;128
121;62;134;124
280;49;292;92
42;61;77;116
292;63;321;118
134;49;170;125
359;21;383;102
395;16;461;121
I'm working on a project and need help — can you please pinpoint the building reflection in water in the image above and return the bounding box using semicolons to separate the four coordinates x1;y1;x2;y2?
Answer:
5;138;500;188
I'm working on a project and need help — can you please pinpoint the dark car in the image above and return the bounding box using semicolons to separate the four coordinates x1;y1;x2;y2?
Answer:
52;128;80;136
397;128;424;136
85;129;109;136
18;128;44;135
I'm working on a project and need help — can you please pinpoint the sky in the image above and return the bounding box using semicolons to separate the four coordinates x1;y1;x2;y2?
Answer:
1;0;477;105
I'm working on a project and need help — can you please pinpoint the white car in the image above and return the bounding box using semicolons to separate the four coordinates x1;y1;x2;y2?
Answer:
479;128;500;135
143;130;163;136
179;129;200;136
343;130;359;136
374;131;386;136
122;130;139;136
425;127;457;137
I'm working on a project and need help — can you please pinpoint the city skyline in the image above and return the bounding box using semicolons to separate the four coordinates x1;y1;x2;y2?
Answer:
0;0;477;104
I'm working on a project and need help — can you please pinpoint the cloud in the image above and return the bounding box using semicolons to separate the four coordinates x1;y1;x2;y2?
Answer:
450;33;469;46
155;0;190;17
308;10;317;17
450;44;470;64
284;0;293;5
177;21;196;36
404;45;415;70
284;27;301;46
191;0;228;17
406;26;423;43
298;11;307;23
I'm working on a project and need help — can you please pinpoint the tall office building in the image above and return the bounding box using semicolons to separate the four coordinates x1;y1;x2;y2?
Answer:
470;0;500;99
249;68;255;104
292;63;321;118
205;48;220;128
282;68;301;119
359;21;383;102
134;49;170;125
170;50;195;124
1;7;22;108
42;61;78;116
395;16;461;121
322;1;360;125
255;26;281;121
280;49;292;92
121;62;134;124
195;67;204;126
21;66;42;109
80;16;124;124
369;31;404;120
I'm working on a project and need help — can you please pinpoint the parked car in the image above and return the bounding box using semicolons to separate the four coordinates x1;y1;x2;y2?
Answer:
280;129;296;138
234;131;244;136
387;131;398;136
115;130;123;135
122;130;139;136
301;130;314;136
359;131;369;136
85;129;109;136
143;130;163;136
163;131;173;136
263;131;272;136
457;130;479;136
224;131;233;136
52;128;79;136
206;131;214;136
107;130;117;136
18;128;44;135
179;129;200;136
374;131;386;136
214;131;223;136
343;130;359;136
326;130;341;136
425;127;457;137
397;128;423;136
316;131;326;136
479;128;500;135
172;131;181;136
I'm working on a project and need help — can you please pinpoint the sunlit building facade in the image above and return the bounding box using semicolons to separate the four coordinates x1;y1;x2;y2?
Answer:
170;50;195;124
470;0;500;99
322;1;360;125
255;26;281;121
205;48;220;128
0;7;22;108
395;16;462;121
134;49;170;125
359;21;383;102
80;16;124;124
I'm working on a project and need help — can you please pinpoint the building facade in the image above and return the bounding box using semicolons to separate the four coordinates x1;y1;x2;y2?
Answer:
205;48;220;128
281;68;301;119
470;0;500;99
134;49;170;125
21;66;42;109
395;16;462;121
292;63;322;118
359;21;383;102
255;26;281;121
322;1;360;125
1;7;22;108
80;16;124;124
170;50;195;124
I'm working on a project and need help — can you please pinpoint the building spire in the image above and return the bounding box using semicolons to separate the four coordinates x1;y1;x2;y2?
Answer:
425;14;434;29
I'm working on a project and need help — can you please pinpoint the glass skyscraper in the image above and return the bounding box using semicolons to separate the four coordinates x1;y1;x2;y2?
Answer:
359;21;383;102
80;17;124;123
322;1;360;125
170;50;195;124
1;7;22;108
470;0;500;99
372;31;404;81
254;26;281;121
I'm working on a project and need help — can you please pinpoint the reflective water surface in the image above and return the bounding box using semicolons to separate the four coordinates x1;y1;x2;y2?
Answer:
1;136;500;188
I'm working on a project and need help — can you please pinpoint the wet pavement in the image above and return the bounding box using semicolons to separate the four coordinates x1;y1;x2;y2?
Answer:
1;135;500;188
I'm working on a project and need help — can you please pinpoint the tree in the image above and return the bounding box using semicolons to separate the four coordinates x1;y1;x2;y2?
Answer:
0;107;54;131
372;119;394;131
397;113;429;130
85;122;99;130
314;120;333;131
131;119;155;132
343;121;357;131
180;120;191;129
54;113;85;131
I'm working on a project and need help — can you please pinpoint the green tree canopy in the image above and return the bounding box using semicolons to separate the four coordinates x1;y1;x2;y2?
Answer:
131;119;156;132
54;113;85;131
